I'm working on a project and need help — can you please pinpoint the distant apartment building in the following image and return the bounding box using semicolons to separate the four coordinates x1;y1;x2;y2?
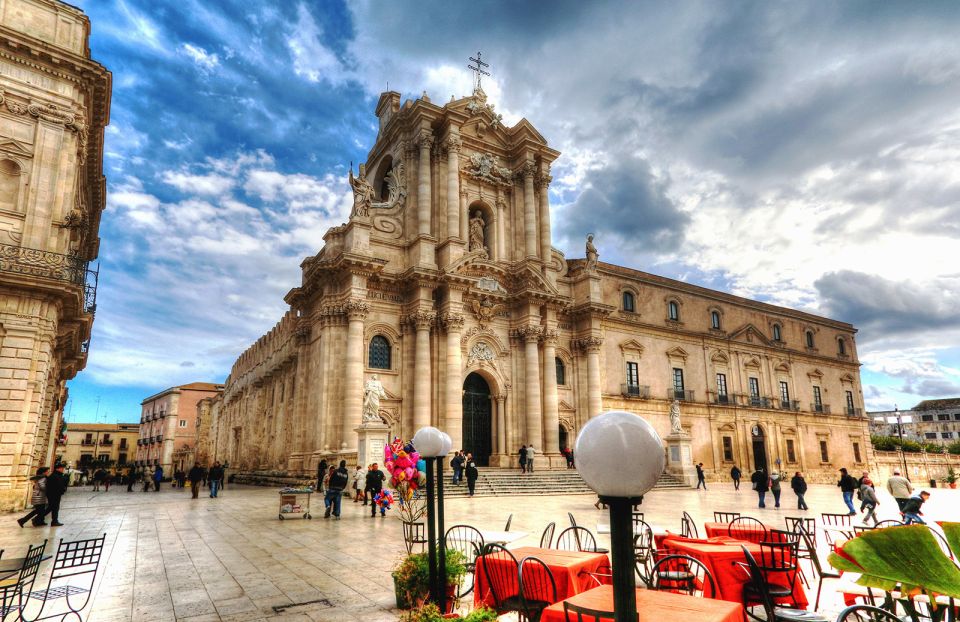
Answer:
135;382;223;472
59;422;139;468
869;398;960;445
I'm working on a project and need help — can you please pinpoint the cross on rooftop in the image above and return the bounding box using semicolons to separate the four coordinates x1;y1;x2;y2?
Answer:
468;51;490;91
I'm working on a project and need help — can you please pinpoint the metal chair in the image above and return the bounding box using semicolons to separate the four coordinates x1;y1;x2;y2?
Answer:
518;556;558;622
632;511;645;526
785;517;817;548
821;513;853;547
479;543;522;616
681;511;698;538
714;511;741;523
24;534;106;622
769;529;801;545
729;516;768;541
539;522;556;549
853;525;876;536
836;605;907;622
563;600;617;622
445;525;484;600
746;540;801;608
648;554;717;598
796;525;841;611
874;520;903;528
402;521;428;554
505;514;513;531
0;541;47;622
927;526;954;560
568;512;578;528
741;546;830;622
633;521;656;584
556;526;600;553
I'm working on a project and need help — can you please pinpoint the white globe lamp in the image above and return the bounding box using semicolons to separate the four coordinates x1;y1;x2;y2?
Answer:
412;426;444;458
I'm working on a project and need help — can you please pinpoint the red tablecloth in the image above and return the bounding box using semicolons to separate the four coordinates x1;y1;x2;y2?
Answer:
473;546;610;609
541;584;744;622
662;536;808;608
704;521;780;543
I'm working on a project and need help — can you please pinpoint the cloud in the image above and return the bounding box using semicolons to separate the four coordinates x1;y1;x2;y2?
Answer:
287;3;348;86
181;43;220;72
161;170;235;196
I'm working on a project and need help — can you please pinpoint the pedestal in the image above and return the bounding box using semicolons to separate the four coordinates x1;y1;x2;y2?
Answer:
356;422;391;471
665;433;697;487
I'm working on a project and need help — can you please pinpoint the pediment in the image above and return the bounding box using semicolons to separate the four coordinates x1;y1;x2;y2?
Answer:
0;139;33;157
840;373;855;384
619;339;645;355
506;118;548;145
717;423;737;432
807;368;824;380
665;346;689;361
558;399;576;412
727;323;772;346
743;356;762;368
711;351;730;364
774;362;790;373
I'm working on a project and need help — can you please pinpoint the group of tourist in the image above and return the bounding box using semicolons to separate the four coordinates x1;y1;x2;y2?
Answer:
518;444;537;472
449;450;480;495
181;462;226;498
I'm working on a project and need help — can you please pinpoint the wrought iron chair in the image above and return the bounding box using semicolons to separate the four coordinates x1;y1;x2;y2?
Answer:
402;521;428;554
796;525;841;611
539;522;556;549
821;513;853;547
563;600;617;622
874;520;903;528
769;529;801;545
568;512;578;528
24;535;106;622
0;541;47;622
648;554;717;598
729;516;768;542
632;511;645;526
445;525;484;601
681;511;699;538
479;543;522;616
740;546;830;622
836;605;908;622
714;511;741;523
853;525;876;536
785;517;817;547
633;521;656;584
556;526;600;553
745;540;801;608
505;514;513;531
518;556;558;622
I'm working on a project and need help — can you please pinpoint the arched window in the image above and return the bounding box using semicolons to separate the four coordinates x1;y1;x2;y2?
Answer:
368;335;391;369
622;291;635;313
805;330;815;348
668;301;679;321
711;310;721;330
838;338;846;355
772;324;782;342
555;357;566;385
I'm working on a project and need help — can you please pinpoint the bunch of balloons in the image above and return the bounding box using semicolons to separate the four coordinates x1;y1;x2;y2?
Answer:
374;489;394;511
384;437;428;501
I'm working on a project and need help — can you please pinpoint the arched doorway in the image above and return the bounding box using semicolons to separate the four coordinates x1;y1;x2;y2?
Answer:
558;425;569;452
751;424;768;472
462;373;493;466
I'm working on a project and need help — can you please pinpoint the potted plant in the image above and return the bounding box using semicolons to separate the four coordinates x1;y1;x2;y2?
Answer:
392;549;467;611
399;603;498;622
943;467;958;489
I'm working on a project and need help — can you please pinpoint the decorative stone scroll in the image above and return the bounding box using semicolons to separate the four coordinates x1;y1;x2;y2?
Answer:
467;342;496;365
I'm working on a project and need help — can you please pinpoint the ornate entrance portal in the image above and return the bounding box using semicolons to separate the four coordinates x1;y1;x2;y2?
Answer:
462;373;493;466
751;425;768;473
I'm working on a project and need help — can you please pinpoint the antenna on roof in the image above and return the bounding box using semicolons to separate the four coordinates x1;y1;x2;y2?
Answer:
468;51;490;91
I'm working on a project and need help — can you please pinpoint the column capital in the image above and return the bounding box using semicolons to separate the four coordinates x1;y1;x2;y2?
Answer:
343;299;369;320
515;325;544;343
542;329;560;346
521;161;537;179
440;312;465;331
495;394;507;404
444;135;462;153
576;336;603;352
536;172;553;188
406;310;436;331
417;129;434;149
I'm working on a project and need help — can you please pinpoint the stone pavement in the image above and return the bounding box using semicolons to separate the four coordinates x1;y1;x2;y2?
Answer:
1;479;956;621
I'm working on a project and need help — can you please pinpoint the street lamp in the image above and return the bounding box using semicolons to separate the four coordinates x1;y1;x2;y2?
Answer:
576;411;665;622
412;426;450;613
895;406;909;479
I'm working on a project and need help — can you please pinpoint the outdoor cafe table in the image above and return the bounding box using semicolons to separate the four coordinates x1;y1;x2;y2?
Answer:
474;546;609;609
703;521;781;543
541;584;744;622
662;536;809;608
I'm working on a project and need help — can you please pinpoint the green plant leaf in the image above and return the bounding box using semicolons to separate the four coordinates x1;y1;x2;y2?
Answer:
828;525;960;598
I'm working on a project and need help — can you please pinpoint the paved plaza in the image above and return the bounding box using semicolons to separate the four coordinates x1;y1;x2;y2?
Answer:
1;480;956;622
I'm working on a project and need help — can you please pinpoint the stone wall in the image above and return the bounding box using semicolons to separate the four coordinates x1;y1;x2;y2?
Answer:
870;449;960;486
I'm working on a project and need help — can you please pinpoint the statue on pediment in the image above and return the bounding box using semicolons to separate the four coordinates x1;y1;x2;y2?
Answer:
470;211;488;257
349;164;374;217
586;234;599;271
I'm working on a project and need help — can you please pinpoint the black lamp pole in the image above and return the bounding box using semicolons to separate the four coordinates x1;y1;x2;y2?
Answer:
895;407;909;479
601;496;642;622
425;456;438;606
436;456;447;614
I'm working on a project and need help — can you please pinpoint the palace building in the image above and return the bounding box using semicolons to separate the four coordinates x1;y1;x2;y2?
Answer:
208;83;869;482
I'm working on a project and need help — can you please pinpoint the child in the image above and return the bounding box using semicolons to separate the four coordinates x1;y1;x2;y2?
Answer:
901;491;930;525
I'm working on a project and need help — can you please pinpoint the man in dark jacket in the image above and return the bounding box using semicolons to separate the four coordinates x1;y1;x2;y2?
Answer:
838;468;858;516
188;462;204;499
751;468;769;508
465;453;479;497
44;463;68;526
519;445;528;473
316;459;328;493
365;463;386;516
730;465;742;490
790;472;809;510
450;452;465;486
208;462;224;498
325;460;349;519
696;463;707;490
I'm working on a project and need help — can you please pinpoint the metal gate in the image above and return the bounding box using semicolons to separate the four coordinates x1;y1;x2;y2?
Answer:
462;373;492;466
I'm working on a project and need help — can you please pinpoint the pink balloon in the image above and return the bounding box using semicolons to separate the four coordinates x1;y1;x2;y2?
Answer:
404;467;414;480
408;451;420;463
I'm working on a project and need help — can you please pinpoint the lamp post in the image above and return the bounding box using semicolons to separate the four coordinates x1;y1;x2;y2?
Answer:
412;426;450;612
895;406;909;480
576;411;665;622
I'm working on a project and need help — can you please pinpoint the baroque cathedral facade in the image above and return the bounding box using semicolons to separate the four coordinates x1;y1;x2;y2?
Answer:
208;86;869;481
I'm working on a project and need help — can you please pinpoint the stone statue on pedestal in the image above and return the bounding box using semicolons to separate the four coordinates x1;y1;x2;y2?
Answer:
585;234;598;271
349;164;374;217
362;375;386;423
470;211;487;256
669;399;683;435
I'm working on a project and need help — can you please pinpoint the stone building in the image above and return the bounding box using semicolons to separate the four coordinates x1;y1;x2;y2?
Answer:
209;85;869;482
0;0;110;509
58;422;138;468
135;382;222;473
870;398;960;446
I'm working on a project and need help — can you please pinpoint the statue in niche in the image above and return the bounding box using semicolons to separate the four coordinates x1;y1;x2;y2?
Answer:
470;211;488;257
349;164;374;217
669;399;683;434
586;234;599;271
362;374;387;423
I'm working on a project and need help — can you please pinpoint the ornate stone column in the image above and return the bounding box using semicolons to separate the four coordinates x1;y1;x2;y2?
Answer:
522;162;538;258
496;394;507;458
342;300;368;449
460;188;469;241
519;325;543;448
580;336;604;418
496;195;507;261
410;310;436;431
442;312;465;450
445;135;461;240
417;130;433;236
538;168;552;266
542;329;560;454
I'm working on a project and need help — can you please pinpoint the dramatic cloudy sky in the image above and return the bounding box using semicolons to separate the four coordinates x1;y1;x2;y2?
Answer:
67;0;960;422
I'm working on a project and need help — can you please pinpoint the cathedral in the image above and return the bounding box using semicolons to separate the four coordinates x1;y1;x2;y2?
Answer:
208;82;869;482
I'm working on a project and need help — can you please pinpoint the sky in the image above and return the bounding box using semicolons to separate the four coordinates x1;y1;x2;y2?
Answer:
65;0;960;423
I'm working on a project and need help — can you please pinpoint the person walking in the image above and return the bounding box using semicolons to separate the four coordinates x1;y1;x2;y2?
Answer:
860;477;880;525
465;453;479;497
751;467;769;508
838;468;858;516
790;471;809;510
696;463;707;490
142;469;152;492
901;491;930;525
43;463;68;526
451;451;465;486
352;465;365;503
365;463;385;517
324;460;349;519
126;467;135;492
18;467;49;527
188;462;204;499
770;471;782;508
886;470;913;512
208;462;223;498
91;467;103;492
316;459;328;493
104;469;113;492
519;445;528;473
153;465;164;492
176;469;187;489
527;444;537;472
731;465;742;491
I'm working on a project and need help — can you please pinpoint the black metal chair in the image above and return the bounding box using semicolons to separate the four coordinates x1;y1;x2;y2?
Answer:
746;540;800;608
836;605;908;622
518;556;558;622
769;529;801;545
445;525;484;600
0;541;47;622
648;554;717;598
714;511;741;523
729;516;768;542
633;521;656;584
24;534;106;622
403;521;428;554
563;600;617;622
556;526;600;553
681;511;698;538
785;517;817;547
505;514;513;531
632;511;645;526
821;513;853;547
479;543;522;616
853;525;876;536
796;525;841;611
540;522;556;549
875;520;903;528
741;546;830;622
568;512;578;528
